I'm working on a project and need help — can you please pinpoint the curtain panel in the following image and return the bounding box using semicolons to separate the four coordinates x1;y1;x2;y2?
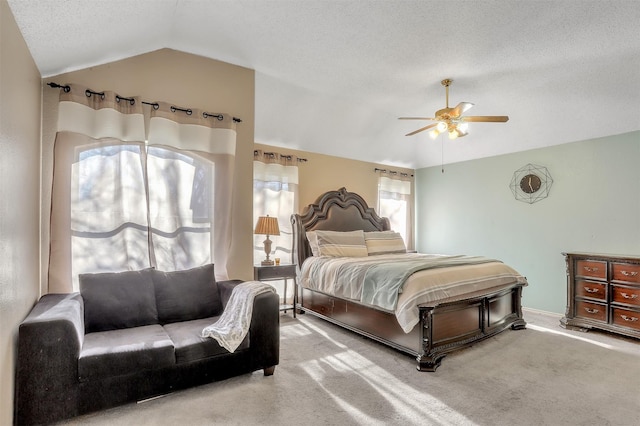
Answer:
147;102;236;279
377;173;414;250
49;84;236;292
253;150;300;267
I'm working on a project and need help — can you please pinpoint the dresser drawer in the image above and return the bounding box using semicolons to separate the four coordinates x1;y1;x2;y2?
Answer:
611;307;640;332
575;260;607;280
611;285;640;307
574;300;607;322
575;280;606;301
612;263;640;283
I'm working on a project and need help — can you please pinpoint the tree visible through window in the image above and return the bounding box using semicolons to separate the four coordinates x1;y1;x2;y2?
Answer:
71;144;215;282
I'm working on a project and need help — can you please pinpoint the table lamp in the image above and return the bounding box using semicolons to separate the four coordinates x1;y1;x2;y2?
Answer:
254;215;280;266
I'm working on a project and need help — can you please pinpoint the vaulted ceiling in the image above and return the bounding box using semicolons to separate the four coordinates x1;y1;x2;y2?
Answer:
8;0;640;169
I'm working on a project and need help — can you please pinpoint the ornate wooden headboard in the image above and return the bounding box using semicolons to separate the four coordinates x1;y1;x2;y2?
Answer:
291;187;390;267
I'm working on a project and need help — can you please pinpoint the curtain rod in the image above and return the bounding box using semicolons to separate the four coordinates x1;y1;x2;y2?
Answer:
374;167;413;178
47;82;242;123
254;149;307;163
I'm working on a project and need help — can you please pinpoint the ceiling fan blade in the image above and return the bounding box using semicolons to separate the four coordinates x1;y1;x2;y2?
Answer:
405;122;438;136
450;102;474;117
461;115;509;122
398;117;435;120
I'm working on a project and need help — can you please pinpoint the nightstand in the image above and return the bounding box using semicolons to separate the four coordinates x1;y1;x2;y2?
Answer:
254;264;298;317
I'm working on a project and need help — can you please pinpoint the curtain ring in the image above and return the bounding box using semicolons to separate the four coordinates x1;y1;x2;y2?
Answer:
203;112;224;121
85;89;105;100
115;95;136;106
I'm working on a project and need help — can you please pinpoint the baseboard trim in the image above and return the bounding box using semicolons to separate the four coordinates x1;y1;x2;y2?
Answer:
522;306;563;318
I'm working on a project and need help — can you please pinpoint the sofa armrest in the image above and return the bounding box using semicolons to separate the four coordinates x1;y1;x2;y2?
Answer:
217;279;245;308
216;280;280;373
15;293;84;424
248;288;280;373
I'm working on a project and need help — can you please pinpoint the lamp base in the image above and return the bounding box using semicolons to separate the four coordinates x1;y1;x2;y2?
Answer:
261;259;275;266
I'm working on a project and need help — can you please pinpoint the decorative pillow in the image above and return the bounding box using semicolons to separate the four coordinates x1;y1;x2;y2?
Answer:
364;231;407;255
152;264;222;324
80;268;158;333
306;231;320;257
315;230;368;257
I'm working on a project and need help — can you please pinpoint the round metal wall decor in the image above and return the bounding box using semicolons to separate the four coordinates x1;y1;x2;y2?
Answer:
509;163;553;204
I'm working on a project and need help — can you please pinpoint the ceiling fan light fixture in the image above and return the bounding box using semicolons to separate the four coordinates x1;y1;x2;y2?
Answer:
436;121;447;132
448;126;468;140
429;129;440;139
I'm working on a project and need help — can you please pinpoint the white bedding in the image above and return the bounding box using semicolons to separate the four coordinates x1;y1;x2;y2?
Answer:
300;253;528;333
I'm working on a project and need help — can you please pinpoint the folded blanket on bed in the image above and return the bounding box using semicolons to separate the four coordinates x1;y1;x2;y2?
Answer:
202;281;275;353
361;255;496;310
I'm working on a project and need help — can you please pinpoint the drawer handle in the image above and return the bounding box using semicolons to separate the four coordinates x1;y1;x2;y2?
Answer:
621;271;639;277
584;307;599;314
620;292;638;299
620;315;639;322
583;287;599;293
583;266;599;273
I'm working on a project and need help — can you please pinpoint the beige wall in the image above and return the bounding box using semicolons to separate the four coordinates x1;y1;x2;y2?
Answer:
0;0;42;423
41;49;256;282
254;143;414;215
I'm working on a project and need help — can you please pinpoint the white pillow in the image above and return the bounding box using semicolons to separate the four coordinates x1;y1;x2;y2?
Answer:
364;231;407;255
306;231;320;257
315;230;368;257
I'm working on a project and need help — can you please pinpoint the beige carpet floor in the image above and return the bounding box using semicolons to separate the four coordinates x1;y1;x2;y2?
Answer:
58;309;640;426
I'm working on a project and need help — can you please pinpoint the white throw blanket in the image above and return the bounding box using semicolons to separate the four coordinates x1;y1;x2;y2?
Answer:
201;281;275;353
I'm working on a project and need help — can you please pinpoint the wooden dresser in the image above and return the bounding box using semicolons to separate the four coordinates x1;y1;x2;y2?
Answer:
561;252;640;339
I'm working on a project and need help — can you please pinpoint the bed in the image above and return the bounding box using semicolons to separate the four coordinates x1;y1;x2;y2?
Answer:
291;187;527;371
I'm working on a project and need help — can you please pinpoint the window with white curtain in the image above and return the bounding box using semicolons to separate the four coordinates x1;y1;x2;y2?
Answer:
71;144;214;274
252;150;300;267
49;85;236;292
377;172;414;250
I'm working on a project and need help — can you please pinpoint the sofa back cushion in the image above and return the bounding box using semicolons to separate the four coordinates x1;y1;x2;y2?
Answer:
152;264;222;324
80;268;158;333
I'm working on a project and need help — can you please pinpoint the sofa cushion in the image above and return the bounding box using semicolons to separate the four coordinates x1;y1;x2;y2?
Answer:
152;264;222;324
78;325;175;382
163;317;249;364
80;268;158;333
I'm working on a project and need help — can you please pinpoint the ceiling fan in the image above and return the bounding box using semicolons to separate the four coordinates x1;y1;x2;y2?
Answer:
399;79;509;139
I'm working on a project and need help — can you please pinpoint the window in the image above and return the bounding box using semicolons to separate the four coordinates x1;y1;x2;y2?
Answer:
377;174;413;250
69;144;216;284
49;87;236;292
252;151;299;266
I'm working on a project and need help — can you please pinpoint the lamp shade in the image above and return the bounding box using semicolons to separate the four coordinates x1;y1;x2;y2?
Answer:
254;216;280;236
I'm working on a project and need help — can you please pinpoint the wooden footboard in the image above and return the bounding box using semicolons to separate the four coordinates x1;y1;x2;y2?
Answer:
299;283;526;371
417;284;526;371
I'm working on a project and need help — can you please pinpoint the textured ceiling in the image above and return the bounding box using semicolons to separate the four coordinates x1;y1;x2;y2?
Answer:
8;0;640;169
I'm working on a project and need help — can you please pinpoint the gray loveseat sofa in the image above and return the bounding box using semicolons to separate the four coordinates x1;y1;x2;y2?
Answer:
15;264;279;425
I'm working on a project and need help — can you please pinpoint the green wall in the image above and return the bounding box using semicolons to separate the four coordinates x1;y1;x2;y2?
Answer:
415;131;639;314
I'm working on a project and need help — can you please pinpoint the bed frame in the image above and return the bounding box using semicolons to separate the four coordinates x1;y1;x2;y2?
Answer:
291;187;526;371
